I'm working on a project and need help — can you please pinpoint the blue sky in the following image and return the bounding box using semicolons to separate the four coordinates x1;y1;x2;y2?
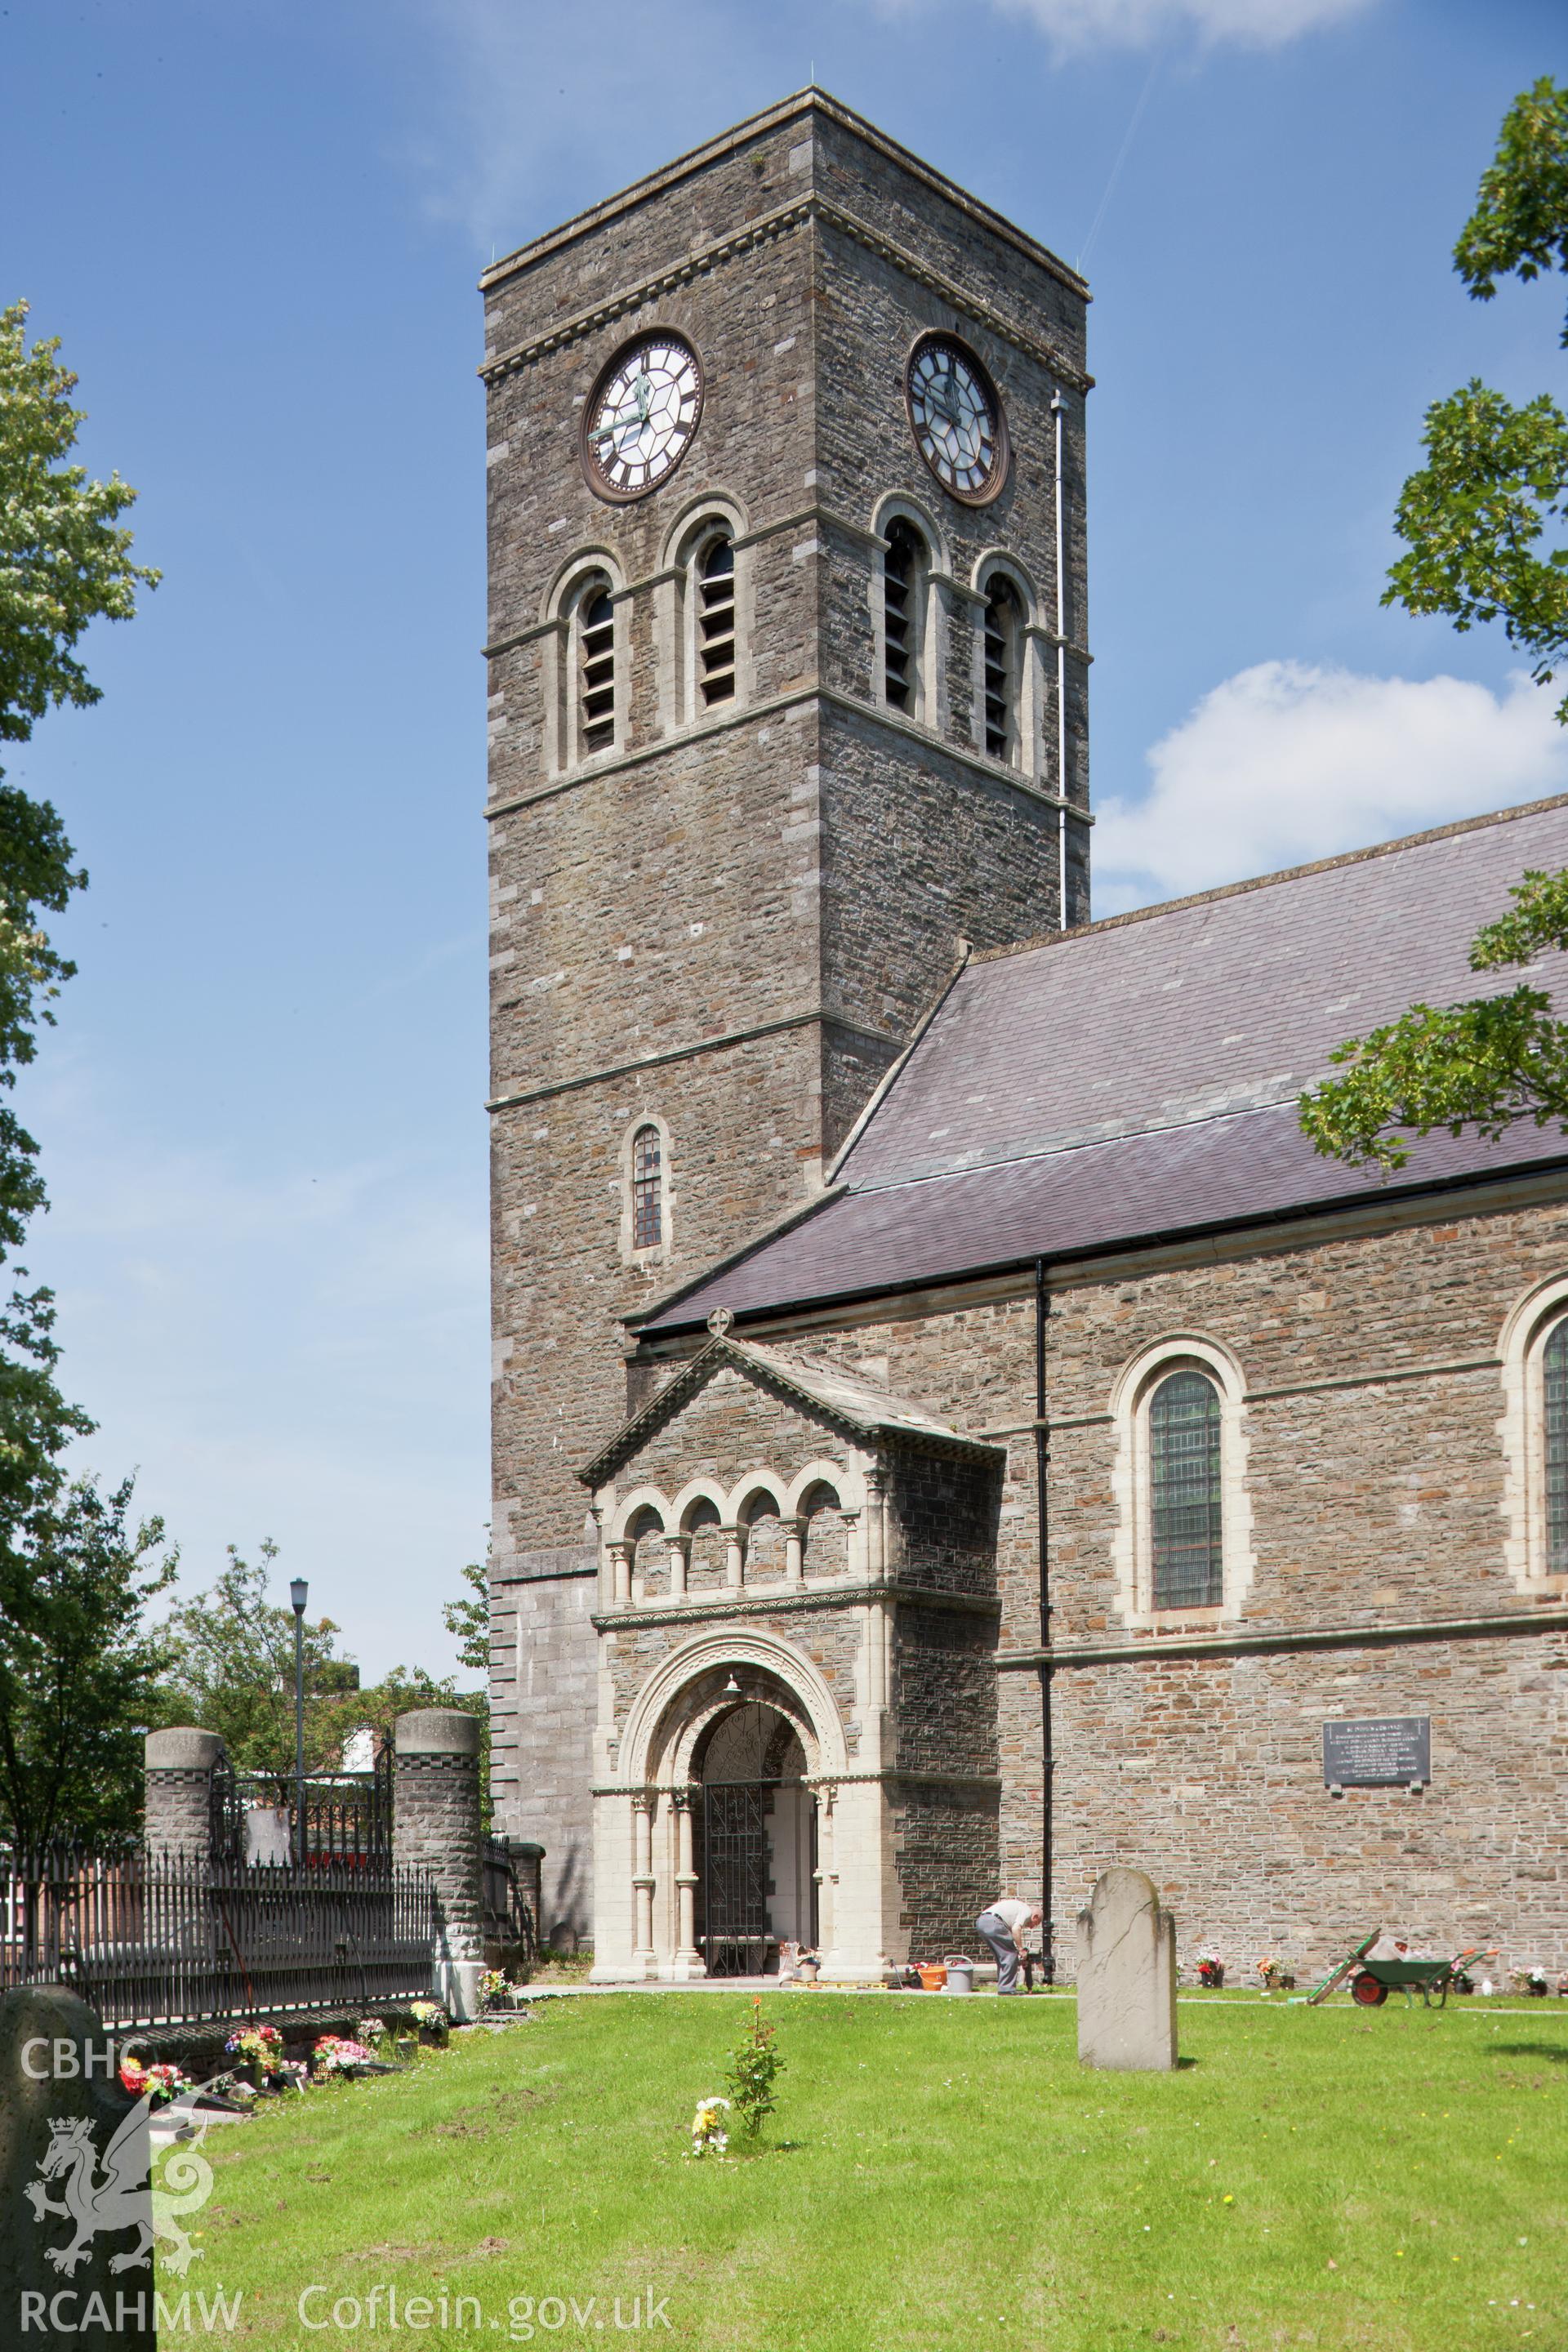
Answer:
1;0;1563;1677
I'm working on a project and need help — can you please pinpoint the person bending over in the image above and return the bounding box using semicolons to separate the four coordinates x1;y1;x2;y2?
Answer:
975;1897;1043;1995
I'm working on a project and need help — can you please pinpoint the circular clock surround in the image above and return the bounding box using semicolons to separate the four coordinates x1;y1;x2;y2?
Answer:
905;332;1009;506
581;332;705;502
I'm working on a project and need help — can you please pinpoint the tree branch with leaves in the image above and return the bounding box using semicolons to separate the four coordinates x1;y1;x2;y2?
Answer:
1304;78;1568;1173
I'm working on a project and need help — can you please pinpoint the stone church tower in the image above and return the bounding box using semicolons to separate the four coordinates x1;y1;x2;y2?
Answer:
480;91;1090;1944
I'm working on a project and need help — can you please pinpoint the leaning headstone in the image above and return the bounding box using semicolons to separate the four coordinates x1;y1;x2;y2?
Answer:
1076;1866;1178;2072
0;1985;158;2348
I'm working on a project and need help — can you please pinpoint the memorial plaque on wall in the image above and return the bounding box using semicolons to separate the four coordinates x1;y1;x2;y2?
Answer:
1322;1715;1431;1788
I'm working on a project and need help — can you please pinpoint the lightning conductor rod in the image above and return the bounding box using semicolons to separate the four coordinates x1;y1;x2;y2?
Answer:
1051;387;1069;933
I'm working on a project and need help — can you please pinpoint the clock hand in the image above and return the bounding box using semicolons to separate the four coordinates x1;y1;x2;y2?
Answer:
927;373;962;426
593;373;656;451
593;403;644;449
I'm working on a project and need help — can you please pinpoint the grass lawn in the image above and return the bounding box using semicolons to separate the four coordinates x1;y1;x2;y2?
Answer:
180;1992;1567;2350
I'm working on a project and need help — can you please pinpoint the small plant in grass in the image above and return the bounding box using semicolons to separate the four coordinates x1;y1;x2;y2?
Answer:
688;2095;730;2158
724;1998;784;2140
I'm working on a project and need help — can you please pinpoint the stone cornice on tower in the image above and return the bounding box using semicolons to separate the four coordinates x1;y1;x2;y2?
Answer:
479;87;1089;305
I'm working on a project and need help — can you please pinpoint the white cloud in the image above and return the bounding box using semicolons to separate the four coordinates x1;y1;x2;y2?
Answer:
1096;663;1568;912
880;0;1374;53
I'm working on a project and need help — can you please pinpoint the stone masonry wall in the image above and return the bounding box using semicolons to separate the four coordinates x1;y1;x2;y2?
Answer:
713;1187;1568;1976
483;96;1090;1935
891;1783;1000;1960
488;1558;599;1951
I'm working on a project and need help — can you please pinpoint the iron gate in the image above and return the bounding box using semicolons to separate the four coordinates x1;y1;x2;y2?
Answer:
702;1783;773;1976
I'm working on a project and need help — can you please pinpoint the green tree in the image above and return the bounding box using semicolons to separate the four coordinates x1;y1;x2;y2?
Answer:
0;1475;173;1847
1383;79;1568;719
1300;867;1568;1169
1303;81;1568;1169
0;301;157;1207
0;300;161;1843
154;1543;474;1801
442;1561;489;1676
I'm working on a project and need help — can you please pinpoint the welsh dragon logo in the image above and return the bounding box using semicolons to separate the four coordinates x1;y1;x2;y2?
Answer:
24;2082;218;2278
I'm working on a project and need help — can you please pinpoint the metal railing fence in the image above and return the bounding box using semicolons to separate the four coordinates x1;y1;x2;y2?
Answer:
0;1842;435;2029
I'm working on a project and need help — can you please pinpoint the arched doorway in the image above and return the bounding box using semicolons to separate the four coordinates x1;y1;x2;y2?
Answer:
695;1699;817;1976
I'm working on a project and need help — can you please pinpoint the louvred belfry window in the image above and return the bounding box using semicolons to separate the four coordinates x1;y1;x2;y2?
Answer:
1150;1370;1223;1609
884;522;920;711
1545;1320;1568;1572
697;537;736;706
631;1125;662;1250
580;586;616;751
982;577;1020;761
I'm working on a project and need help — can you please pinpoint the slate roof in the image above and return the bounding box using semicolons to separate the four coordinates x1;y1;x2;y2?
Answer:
578;1331;997;1489
638;795;1568;1335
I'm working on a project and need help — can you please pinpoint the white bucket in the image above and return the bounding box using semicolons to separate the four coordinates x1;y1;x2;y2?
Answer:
944;1956;975;1995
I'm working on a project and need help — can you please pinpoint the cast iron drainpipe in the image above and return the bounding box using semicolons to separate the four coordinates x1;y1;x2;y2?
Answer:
1034;1254;1056;1982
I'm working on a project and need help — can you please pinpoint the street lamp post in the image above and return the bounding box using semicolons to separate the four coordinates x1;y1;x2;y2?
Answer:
289;1579;309;1867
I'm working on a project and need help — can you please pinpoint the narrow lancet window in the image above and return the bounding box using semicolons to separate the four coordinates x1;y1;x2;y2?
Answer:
630;1124;662;1250
580;585;616;752
1546;1320;1568;1572
884;523;921;711
1150;1370;1223;1609
982;577;1021;762
697;537;736;707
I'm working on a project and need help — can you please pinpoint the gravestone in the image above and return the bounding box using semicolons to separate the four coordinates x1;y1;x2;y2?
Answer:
1076;1867;1178;2073
0;1985;158;2348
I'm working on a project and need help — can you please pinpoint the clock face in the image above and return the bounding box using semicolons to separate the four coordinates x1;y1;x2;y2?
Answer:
582;334;703;501
906;335;1008;504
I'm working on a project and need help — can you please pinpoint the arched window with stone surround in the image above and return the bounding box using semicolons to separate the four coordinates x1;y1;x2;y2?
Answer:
1545;1318;1568;1574
695;532;737;708
630;1124;662;1252
884;520;927;715
982;576;1022;764
575;575;617;755
1149;1370;1223;1610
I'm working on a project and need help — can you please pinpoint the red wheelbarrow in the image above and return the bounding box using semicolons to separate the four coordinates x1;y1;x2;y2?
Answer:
1304;1933;1496;2009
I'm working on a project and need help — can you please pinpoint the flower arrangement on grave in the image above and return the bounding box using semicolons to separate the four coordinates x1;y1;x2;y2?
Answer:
356;2016;393;2055
1256;1957;1294;1991
410;1998;449;2044
724;1998;784;2140
688;2096;730;2158
1511;1966;1549;1996
479;1970;529;2008
312;2034;374;2078
1196;1947;1224;1988
118;2057;193;2107
276;2059;309;2093
225;2024;283;2078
